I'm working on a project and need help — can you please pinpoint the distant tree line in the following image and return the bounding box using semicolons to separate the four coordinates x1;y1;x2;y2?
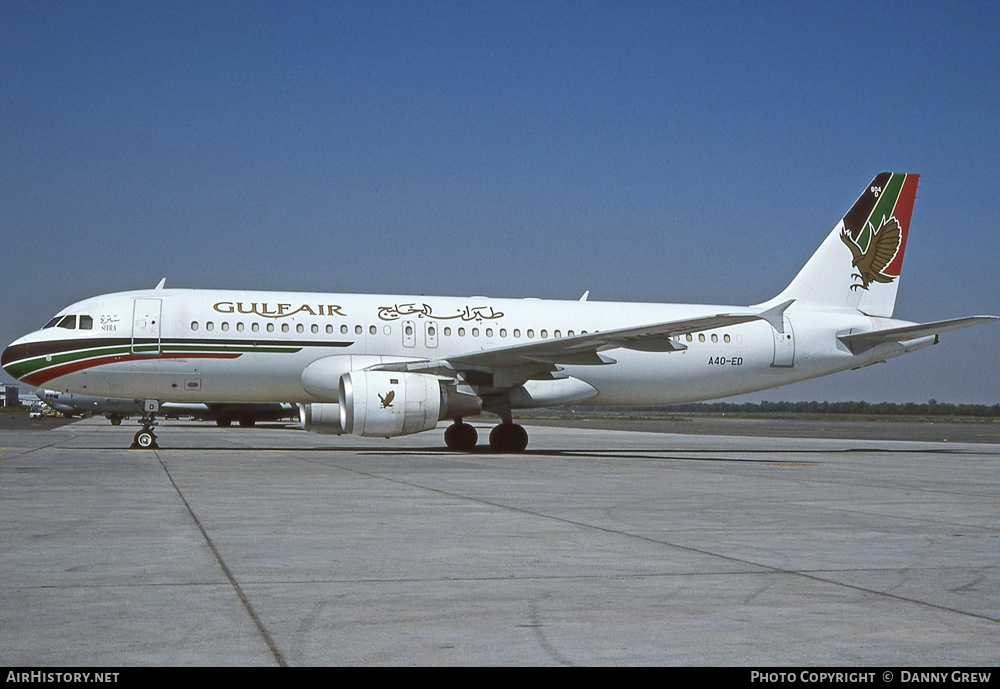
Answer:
653;400;1000;417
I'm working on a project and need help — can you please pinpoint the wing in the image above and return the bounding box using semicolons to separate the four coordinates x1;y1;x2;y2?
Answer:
370;301;793;389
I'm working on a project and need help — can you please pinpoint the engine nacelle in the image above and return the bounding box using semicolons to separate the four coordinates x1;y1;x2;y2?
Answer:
299;402;345;435
339;371;481;437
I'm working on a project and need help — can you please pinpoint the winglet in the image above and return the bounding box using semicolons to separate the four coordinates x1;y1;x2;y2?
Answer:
758;299;794;333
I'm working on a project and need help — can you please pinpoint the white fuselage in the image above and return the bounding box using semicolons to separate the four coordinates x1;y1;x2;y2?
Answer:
3;287;924;407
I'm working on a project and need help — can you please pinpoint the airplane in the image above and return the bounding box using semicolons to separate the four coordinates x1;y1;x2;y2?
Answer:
35;389;296;427
2;173;996;451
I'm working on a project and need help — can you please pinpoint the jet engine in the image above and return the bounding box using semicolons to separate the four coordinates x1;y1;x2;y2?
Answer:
302;371;482;438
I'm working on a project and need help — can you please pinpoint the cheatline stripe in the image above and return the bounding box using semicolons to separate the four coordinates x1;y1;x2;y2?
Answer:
22;352;243;387
2;337;354;381
1;336;352;363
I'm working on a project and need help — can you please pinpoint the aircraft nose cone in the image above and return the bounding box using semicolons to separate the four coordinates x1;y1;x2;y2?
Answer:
2;336;30;380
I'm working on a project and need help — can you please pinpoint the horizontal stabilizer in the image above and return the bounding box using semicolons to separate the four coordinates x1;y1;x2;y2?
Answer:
838;316;998;353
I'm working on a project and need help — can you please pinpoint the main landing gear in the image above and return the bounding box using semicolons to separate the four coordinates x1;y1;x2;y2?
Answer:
489;422;528;453
444;420;478;452
444;418;529;453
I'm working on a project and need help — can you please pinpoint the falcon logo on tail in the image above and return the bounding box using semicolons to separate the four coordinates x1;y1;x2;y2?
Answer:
840;216;902;291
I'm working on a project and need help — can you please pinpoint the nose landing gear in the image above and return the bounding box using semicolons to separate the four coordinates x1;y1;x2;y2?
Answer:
132;426;158;450
130;400;160;450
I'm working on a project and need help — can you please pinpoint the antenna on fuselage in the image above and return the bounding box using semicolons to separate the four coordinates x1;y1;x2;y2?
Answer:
154;278;166;290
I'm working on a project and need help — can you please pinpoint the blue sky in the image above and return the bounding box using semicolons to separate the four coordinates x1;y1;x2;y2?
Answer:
2;1;998;403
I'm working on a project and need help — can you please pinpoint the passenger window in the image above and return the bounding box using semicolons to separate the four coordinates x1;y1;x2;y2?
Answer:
281;323;289;333
554;330;561;338
191;321;199;331
711;334;718;343
79;315;93;330
724;334;731;343
266;323;274;333
458;327;466;337
500;328;507;338
296;324;304;333
252;323;260;333
206;322;214;332
685;334;692;342
527;329;534;338
236;322;244;332
514;329;521;338
221;322;229;332
370;325;377;335
326;325;333;334
698;334;705;342
444;327;452;336
312;324;319;334
355;325;362;335
472;327;480;337
341;325;348;334
541;329;548;338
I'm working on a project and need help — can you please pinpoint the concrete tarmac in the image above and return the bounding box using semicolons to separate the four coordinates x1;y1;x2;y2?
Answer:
1;417;998;666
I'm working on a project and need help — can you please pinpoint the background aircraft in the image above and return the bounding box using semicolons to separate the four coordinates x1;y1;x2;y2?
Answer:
37;389;295;427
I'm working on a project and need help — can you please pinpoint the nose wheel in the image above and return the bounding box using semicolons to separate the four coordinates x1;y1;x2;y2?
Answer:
130;406;159;450
131;428;158;450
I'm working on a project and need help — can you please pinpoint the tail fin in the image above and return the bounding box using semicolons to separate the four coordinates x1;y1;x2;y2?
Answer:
760;172;919;317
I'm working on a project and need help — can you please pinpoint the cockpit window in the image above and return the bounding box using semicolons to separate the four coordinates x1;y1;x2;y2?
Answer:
79;315;93;330
43;316;61;329
56;315;77;329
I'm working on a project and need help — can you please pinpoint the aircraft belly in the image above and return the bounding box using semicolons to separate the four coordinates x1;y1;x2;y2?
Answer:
51;352;309;403
161;352;309;401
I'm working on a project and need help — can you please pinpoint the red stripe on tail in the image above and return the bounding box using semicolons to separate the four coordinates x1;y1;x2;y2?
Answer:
885;173;919;277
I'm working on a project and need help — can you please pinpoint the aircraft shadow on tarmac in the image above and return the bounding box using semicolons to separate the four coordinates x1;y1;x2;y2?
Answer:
72;441;987;457
70;443;974;464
